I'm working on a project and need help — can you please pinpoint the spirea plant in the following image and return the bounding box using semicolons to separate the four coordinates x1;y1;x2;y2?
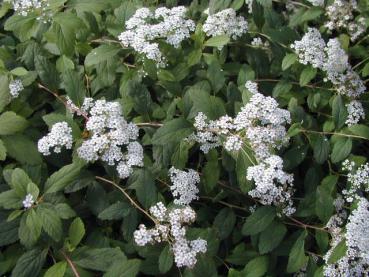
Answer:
0;0;369;276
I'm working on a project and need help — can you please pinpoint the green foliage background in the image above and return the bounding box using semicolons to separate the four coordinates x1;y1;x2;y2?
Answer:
0;0;369;276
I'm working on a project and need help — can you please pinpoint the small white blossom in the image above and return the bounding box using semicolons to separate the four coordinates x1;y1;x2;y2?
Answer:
169;167;200;206
118;7;195;67
291;28;326;69
76;99;143;179
134;203;207;268
245;80;259;94
38;122;73;156
9;79;24;98
342;161;369;202
306;0;324;6
12;0;55;22
203;8;248;47
22;193;34;209
224;135;243;152
247;155;295;216
250;37;269;48
345;100;365;126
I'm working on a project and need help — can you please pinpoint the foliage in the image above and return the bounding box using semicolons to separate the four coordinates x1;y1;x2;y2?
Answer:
0;0;369;276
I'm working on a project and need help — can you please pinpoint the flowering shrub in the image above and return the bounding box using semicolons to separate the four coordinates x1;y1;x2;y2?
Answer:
0;0;369;276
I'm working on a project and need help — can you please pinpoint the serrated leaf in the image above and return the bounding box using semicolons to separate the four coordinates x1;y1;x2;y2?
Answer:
62;70;86;106
159;245;173;273
38;205;62;241
242;206;276;236
0;139;6;161
11;248;47;277
313;135;330;164
69;217;85;248
258;221;287;254
204;35;230;48
213;208;236;240
25;209;42;244
85;44;121;67
10;67;28;76
331;137;352;163
98;201;130;220
282;53;297;70
327;239;347;264
152;118;193;145
11;168;31;198
2;135;42;165
243;256;268;277
44;162;84;194
348;124;369;140
332;95;347;129
287;230;308;273
104;259;141;277
44;261;67;277
0;112;28;135
299;66;317;86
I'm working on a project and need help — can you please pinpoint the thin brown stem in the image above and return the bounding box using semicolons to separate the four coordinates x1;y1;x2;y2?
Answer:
95;176;158;224
255;79;334;91
136;122;163;128
60;251;80;277
200;196;248;211
301;129;369;141
287;216;329;232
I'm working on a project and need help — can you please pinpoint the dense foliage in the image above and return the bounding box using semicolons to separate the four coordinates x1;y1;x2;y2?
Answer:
1;0;369;276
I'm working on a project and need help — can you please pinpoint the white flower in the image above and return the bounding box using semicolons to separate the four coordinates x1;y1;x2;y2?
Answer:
38;122;73;156
345;100;365;126
224;135;243;152
291;28;326;69
12;0;54;22
306;0;324;6
134;203;207;268
169;167;200;206
9;79;24;98
245;80;259;94
22;193;34;209
342;161;369;202
118;6;195;67
76;99;143;179
203;8;248;47
246;155;295;216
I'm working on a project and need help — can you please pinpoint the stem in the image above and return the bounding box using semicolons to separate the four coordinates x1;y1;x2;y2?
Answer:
95;176;158;224
200;196;248;211
60;251;80;277
287;216;329;232
136;122;163;128
301;129;369;141
256;79;334;91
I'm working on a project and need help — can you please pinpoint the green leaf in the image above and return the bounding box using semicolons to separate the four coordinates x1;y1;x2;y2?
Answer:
56;55;75;72
327;239;347;264
362;62;369;77
38;205;63;241
332;95;347;129
331;137;352;163
213;208;236;240
11;168;31;197
25;209;42;244
159;245;173;273
152;118;193;145
35;55;60;91
0;112;28;135
11;248;47;277
73;247;126;271
236;148;255;192
44;261;67;277
0;75;11;113
0;213;19;246
188;88;226;120
243;256;269;277
0;139;6;161
55;203;76;219
2;135;42;165
62;70;86;106
204;35;230;48
313;136;330;164
315;175;337;222
85;44;121;67
44;162;84;194
242;206;276;235
287;230;308;273
68;217;85;248
282;53;297;71
104;259;141;277
10;67;28;76
98;201;130;220
258;221;287;254
53;13;85;56
4;15;39;42
129;169;157;209
0;190;22;210
299;66;317;86
348;124;369;140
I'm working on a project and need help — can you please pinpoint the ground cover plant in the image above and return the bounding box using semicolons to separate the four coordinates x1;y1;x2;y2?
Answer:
0;0;369;276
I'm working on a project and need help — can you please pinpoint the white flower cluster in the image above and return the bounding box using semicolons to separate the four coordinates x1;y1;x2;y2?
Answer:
292;29;366;98
342;160;369;202
247;155;295;216
291;28;327;69
76;98;143;179
203;8;248;46
11;0;53;22
38;122;73;156
118;7;195;67
251;37;269;48
169;167;200;206
345;100;365;126
8;79;24;98
133;202;207;268
22;193;34;209
325;0;366;41
189;82;294;214
306;0;325;6
324;197;369;276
